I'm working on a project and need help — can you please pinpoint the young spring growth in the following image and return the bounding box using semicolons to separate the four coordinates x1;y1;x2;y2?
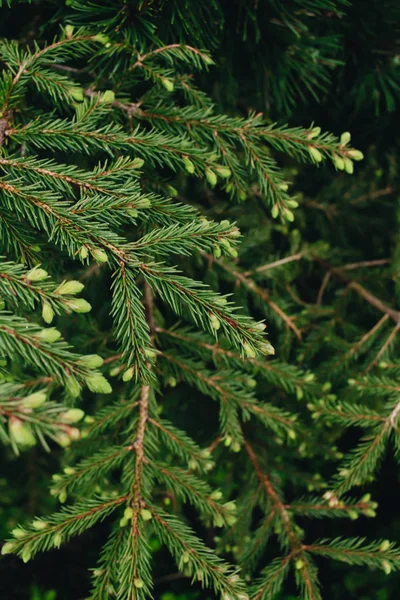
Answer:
25;267;48;281
347;149;364;161
65;376;81;398
65;24;74;37
123;507;134;520
348;510;358;520
161;77;174;92
278;183;289;191
213;245;222;259
9;418;36;447
382;560;392;575
253;322;266;332
64;467;76;475
0;298;5;310
122;367;135;382
287;199;299;209
295;559;304;570
60;408;85;423
36;327;62;343
284;209;295;222
66;298;92;313
205;168;217;186
167;185;178;197
259;341;275;355
271;203;280;219
93;33;110;45
214;514;224;528
54;431;72;448
183;157;195;174
85;374;112;394
332;154;345;170
42;301;54;324
22;390;47;409
53;533;62;549
344;158;354;174
308;146;323;163
100;90;115;104
340;131;351;145
166;376;177;387
91;248;108;263
215;166;231;178
21;547;32;563
79;245;89;260
209;313;221;331
242;341;256;358
380;540;391;552
80;354;104;368
12;528;27;539
70;87;84;102
210;490;223;501
307;126;321;139
32;520;48;530
134;579;144;589
1;542;15;555
231;441;241;453
140;509;153;521
128;208;138;218
56;280;85;295
144;348;157;360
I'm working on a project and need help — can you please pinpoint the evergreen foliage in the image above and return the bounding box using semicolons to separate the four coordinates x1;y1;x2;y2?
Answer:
0;1;400;599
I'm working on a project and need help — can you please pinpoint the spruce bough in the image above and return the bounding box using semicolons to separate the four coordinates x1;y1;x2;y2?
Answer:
0;1;399;599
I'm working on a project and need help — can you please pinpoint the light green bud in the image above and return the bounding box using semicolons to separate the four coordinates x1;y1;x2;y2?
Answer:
166;376;177;387
215;166;231;178
55;432;72;447
231;441;241;453
124;507;134;519
344;158;354;174
347;149;364;161
183;157;195;174
213;245;222;259
12;528;27;539
214;514;224;528
134;579;144;589
140;509;153;521
91;248;108;263
259;341;275;355
332;154;345;170
65;376;81;398
271;204;279;219
80;354;104;368
61;408;85;423
21;547;32;563
308;126;321;139
144;349;156;360
246;378;257;389
382;560;392;575
1;542;15;555
64;467;76;475
167;185;179;197
161;77;174;92
287;199;299;208
203;54;214;65
340;131;351;145
122;367;135;382
380;540;391;552
9;418;36;447
70;87;84;102
243;342;256;358
284;209;295;222
348;510;358;520
0;299;5;310
295;559;304;570
65;25;74;37
26;267;48;281
79;246;89;260
205;169;217;186
209;314;221;331
279;183;289;191
100;90;115;104
85;374;112;394
210;490;223;501
22;391;47;409
132;157;144;169
32;520;48;530
56;280;84;295
224;436;232;447
53;533;62;548
66;298;92;313
93;33;110;45
308;146;323;163
42;301;54;324
36;327;62;343
253;322;266;332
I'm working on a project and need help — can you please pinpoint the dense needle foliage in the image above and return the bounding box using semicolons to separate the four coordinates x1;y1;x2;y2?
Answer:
1;1;400;599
